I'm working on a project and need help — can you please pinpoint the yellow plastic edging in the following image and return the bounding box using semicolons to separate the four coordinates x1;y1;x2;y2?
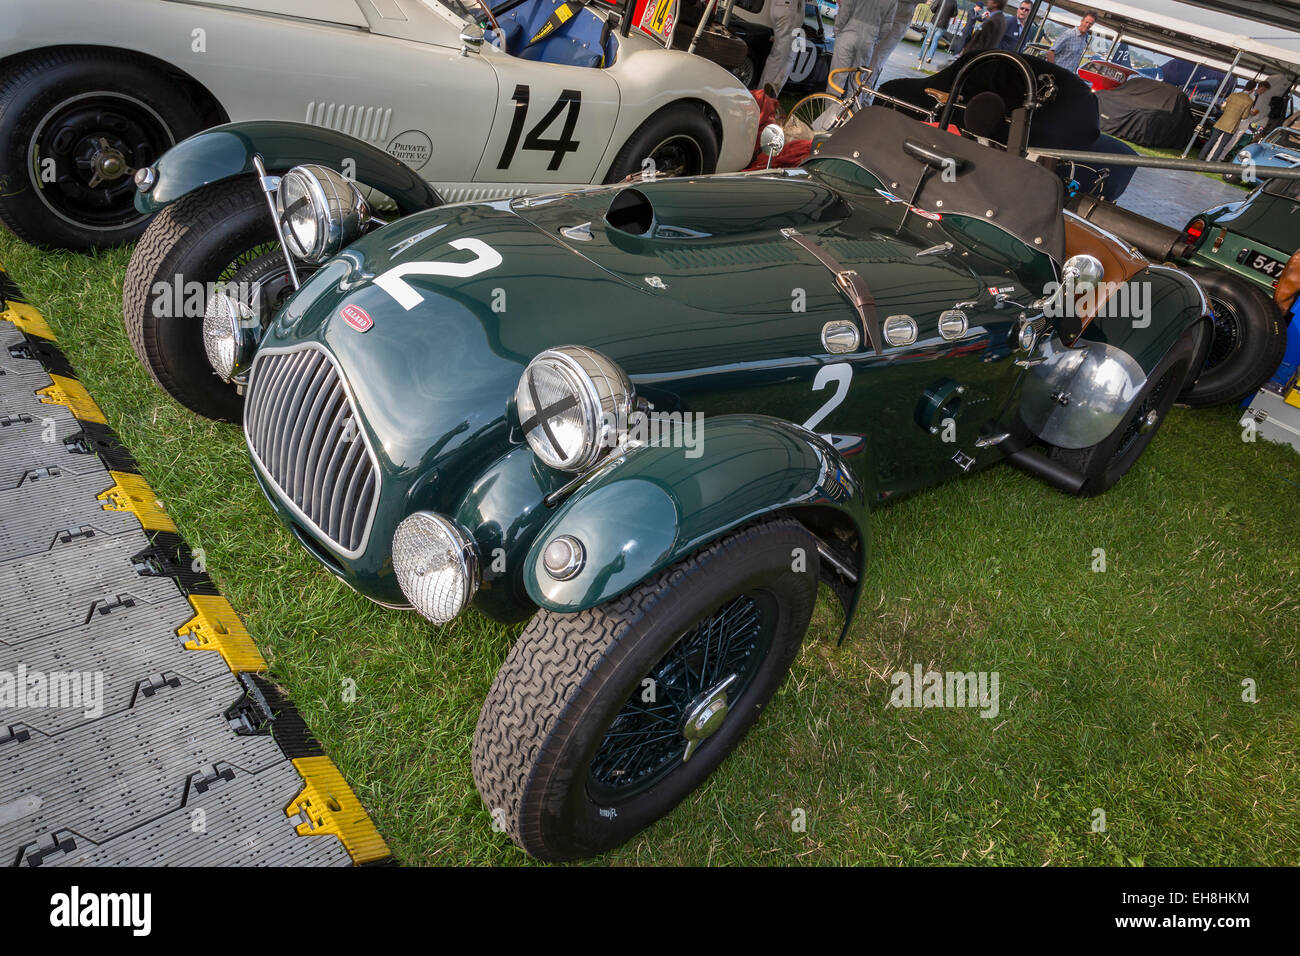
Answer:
288;756;390;864
97;470;177;532
0;298;57;341
37;373;107;425
177;594;268;673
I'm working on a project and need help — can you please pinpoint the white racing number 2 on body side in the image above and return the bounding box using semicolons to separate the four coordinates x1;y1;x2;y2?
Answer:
802;363;851;433
374;238;502;310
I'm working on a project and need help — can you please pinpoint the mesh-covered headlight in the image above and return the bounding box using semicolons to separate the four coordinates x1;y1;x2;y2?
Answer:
276;164;368;263
515;346;633;472
202;291;256;382
392;512;479;624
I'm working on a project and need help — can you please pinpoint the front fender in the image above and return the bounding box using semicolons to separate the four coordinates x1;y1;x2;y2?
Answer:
523;415;871;620
136;121;443;216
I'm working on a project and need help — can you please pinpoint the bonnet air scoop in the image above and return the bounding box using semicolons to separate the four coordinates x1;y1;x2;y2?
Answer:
602;174;850;241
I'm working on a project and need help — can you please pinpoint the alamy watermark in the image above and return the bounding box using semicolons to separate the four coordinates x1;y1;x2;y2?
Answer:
887;665;1000;719
598;409;705;459
1042;279;1151;328
150;277;262;320
0;666;104;719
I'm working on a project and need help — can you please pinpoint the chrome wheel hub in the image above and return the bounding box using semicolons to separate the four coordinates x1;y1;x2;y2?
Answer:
680;673;738;762
87;137;132;188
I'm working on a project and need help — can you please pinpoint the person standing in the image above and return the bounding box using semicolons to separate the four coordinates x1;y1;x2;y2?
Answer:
1206;82;1260;162
998;0;1032;51
948;3;985;57
867;0;924;84
827;0;899;91
963;0;1006;54
759;0;807;95
919;0;958;65
1046;10;1095;74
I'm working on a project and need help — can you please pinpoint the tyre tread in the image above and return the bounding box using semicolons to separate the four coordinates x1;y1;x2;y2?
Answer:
472;517;813;859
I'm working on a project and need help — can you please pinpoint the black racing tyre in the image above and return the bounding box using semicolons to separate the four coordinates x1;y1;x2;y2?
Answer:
123;176;283;423
1047;328;1198;498
473;517;820;861
602;103;720;182
0;48;210;251
1179;267;1287;408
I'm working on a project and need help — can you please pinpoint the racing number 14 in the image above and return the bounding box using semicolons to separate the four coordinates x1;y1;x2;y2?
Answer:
497;85;583;171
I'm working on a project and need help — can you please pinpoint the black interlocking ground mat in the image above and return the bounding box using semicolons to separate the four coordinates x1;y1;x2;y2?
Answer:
0;264;389;867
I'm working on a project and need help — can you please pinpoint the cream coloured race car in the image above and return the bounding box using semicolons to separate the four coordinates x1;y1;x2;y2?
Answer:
0;0;758;250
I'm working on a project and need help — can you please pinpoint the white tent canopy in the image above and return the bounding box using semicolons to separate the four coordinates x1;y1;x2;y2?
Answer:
1178;0;1300;35
1035;0;1300;75
1017;0;1299;156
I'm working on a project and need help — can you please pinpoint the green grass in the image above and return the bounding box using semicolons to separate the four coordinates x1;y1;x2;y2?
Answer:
3;232;1299;866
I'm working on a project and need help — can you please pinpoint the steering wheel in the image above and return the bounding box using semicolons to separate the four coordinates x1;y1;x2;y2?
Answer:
937;51;1041;156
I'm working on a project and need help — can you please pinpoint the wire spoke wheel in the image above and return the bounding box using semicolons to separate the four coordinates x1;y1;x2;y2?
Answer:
1202;294;1241;373
1111;366;1173;465
473;518;821;861
587;591;776;801
789;92;852;134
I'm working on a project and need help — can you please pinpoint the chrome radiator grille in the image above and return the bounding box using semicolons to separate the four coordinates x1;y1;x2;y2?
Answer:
244;346;379;557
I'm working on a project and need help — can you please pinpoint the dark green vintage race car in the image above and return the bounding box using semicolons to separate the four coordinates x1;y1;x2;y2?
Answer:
122;79;1212;860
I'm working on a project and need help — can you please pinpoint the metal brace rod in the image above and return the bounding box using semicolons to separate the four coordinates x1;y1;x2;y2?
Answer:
251;155;300;290
687;0;720;55
1024;147;1300;180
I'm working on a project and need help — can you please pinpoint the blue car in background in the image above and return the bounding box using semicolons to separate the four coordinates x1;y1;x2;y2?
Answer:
1227;125;1300;183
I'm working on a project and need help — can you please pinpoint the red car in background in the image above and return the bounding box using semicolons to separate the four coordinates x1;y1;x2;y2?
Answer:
1078;59;1138;91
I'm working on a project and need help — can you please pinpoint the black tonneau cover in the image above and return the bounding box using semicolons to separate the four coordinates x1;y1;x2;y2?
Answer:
808;106;1066;262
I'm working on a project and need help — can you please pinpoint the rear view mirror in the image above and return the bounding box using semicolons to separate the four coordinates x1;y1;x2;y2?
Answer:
760;124;785;169
1062;254;1105;293
460;24;485;55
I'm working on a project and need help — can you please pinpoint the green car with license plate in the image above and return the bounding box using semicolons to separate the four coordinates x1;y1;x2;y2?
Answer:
1185;178;1297;290
121;86;1211;860
1175;175;1297;400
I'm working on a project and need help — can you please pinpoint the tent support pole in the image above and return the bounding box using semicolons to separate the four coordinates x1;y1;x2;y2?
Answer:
1020;0;1044;53
1182;49;1242;158
1105;30;1122;64
1035;3;1053;47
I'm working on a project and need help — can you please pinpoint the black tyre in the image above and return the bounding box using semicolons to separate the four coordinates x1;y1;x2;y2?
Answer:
0;48;210;251
1047;328;1198;498
1180;267;1287;407
602;103;719;182
123;176;287;422
473;517;819;861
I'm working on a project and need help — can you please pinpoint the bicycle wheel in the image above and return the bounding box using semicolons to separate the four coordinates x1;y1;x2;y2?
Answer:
790;92;851;134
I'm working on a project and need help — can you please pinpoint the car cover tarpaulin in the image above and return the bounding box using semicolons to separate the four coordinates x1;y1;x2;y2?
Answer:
1095;78;1196;148
809;105;1066;262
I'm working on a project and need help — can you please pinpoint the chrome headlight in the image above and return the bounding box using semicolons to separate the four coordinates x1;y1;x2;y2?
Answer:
276;164;368;263
202;291;257;382
515;346;633;472
392;512;480;624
